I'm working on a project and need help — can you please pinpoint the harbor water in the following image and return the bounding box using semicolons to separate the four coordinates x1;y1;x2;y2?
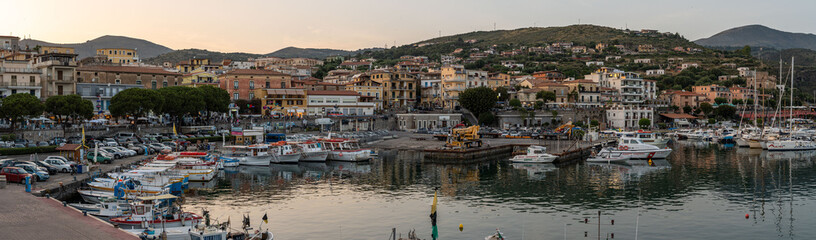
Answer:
184;141;816;239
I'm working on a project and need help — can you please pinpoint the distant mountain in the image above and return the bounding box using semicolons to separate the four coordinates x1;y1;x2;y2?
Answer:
19;35;173;59
267;47;361;59
695;25;816;51
143;49;262;65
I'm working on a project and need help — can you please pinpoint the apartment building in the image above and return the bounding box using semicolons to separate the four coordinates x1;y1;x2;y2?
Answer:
306;90;375;116
35;52;78;98
76;65;182;90
218;69;291;101
96;48;138;64
0;59;42;98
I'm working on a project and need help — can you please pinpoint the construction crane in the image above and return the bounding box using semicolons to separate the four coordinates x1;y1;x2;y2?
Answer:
445;125;482;149
554;121;575;135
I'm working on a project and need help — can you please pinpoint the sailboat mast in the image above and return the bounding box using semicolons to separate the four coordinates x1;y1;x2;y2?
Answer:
753;69;758;126
790;57;794;133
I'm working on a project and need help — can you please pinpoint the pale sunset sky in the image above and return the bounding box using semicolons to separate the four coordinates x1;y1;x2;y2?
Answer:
5;0;814;53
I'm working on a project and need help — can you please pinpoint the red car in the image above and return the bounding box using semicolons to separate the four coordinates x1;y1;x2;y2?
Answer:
1;167;32;183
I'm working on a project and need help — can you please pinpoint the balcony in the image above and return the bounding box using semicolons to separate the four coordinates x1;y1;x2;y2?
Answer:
621;91;642;96
35;59;77;68
46;76;75;82
0;82;42;88
0;68;41;74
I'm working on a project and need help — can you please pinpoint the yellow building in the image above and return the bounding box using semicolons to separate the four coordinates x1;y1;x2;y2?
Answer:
255;88;307;117
440;65;468;109
38;46;74;54
96;48;138;64
182;69;218;84
346;73;383;110
176;58;222;73
370;69;418;109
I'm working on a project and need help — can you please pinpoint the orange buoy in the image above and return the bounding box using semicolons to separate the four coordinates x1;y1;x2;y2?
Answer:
745;214;749;219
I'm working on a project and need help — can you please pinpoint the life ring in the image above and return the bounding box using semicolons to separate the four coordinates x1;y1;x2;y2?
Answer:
618;146;624;151
619;146;629;151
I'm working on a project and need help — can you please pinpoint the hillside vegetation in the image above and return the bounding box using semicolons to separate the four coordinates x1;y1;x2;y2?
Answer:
143;49;262;65
696;25;816;51
20;35;173;59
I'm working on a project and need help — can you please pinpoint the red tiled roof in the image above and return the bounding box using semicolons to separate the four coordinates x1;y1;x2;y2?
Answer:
225;69;289;76
659;113;697;119
306;90;360;96
340;61;371;66
77;65;181;75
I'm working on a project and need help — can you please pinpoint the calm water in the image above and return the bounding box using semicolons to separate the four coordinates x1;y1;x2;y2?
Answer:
184;142;816;239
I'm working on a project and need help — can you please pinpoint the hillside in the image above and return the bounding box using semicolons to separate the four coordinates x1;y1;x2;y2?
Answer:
417;24;695;49
695;25;816;51
267;47;360;59
19;35;173;59
361;24;698;62
143;49;262;65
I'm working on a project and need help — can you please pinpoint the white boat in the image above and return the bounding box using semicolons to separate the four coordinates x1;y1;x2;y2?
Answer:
224;145;272;166
270;143;301;163
125;226;194;240
322;139;372;162
586;149;630;163
109;195;203;229
765;139;816;151
509;146;557;163
297;141;329;162
78;189;118;204
598;137;672;159
188;224;228;240
616;131;669;146
485;229;506;240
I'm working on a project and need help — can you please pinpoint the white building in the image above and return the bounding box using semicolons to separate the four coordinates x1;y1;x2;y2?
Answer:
585;61;604;66
306;90;376;116
633;58;652;64
585;68;657;104
681;63;699;70
645;69;665;76
396;113;461;131
228;61;254;69
606;105;654;130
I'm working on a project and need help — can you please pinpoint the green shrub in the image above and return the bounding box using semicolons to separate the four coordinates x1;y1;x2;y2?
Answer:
0;146;58;155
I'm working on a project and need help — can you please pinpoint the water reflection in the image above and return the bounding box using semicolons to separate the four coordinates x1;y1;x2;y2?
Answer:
183;143;816;239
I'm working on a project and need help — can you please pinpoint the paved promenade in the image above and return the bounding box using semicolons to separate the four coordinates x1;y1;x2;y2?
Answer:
0;184;136;239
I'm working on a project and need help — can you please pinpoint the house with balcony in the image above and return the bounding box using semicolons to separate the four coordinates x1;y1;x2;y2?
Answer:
76;65;183;91
306;90;376;116
35;52;78;98
692;84;731;104
76;83;143;115
0;60;42;98
218;69;291;101
254;88;307;117
606;105;654;130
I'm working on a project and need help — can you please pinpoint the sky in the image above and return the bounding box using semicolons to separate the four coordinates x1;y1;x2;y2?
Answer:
4;0;815;53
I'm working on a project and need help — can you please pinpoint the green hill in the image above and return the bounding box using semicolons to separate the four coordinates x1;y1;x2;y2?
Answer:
20;35;173;59
143;49;262;65
696;25;816;51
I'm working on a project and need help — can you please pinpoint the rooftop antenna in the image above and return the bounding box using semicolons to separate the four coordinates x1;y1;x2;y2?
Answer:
494;22;496;31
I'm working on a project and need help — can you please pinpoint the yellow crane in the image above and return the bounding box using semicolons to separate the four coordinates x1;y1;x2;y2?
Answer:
554;121;575;135
445;125;482;149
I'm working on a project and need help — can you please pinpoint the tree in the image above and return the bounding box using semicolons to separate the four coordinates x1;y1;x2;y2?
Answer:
638;118;651;129
714;105;737;120
699;102;713;116
708;118;716;125
478;112;496;126
157;86;205;125
732;99;744;105
509;98;522;108
683;105;692;114
110;88;164;119
590;120;600;127
738;45;751;57
494;87;510;102
45;95;94;129
0;93;44;130
198;85;230;114
573;121;584;128
670;105;680;112
458;87;497;117
714;97;727;105
536;90;556;106
534;101;544;110
746;99;754;105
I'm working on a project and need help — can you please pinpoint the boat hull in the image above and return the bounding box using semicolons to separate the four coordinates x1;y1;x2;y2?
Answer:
239;155;271;166
111;214;203;229
328;150;371;161
601;149;671;159
766;140;816;151
300;151;329;162
509;155;556;163
271;153;300;163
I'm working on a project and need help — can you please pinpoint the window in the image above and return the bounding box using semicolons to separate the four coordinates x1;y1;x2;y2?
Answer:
151;81;157;89
115;79;121;84
234;93;239;100
136;80;142;85
233;81;239;89
266;81;270;88
249;92;255;99
162;81;168;87
281;82;286;88
249;81;255;89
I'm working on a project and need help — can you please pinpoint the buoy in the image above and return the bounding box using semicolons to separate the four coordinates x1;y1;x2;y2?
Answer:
745;213;749;219
459;223;463;231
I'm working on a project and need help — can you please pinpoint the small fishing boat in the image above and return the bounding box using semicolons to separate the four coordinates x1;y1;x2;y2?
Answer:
270;141;301;163
297;141;329;162
509;146;557;163
223;145;272;166
322;138;371;162
68;199;130;218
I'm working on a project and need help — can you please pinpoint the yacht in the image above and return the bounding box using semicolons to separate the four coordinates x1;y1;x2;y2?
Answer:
597;137;672;159
509;146;557;163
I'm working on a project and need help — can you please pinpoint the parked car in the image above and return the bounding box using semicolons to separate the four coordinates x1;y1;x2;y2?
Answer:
44;156;76;166
50;137;66;146
14;163;49;181
103;138;118;147
100;147;124;159
87;152;113;164
113;146;137;157
43;159;73;173
37;141;49;147
125;144;145;155
0;167;32;183
32;161;58;175
148;143;171;152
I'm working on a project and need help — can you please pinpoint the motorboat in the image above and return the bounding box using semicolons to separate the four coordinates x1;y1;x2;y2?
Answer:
269;142;301;163
109;195;203;229
764;138;816;151
586;148;630;163
509;145;557;163
322;138;372;162
297;141;329;162
69;199;130;218
223;145;271;166
597;137;672;159
485;229;506;240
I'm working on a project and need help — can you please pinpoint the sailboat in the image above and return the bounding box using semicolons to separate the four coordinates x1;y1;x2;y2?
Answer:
764;57;816;151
